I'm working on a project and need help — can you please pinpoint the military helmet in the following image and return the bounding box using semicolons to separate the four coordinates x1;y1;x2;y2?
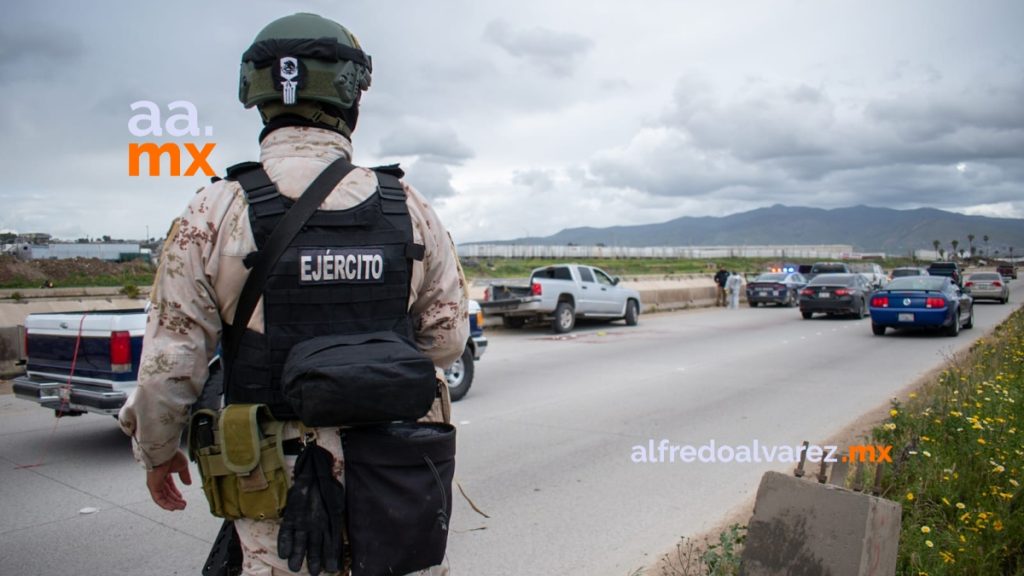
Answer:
239;13;372;135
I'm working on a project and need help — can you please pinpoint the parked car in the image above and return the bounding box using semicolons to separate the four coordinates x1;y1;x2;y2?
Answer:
445;300;488;401
850;263;886;288
996;263;1018;280
869;276;974;337
746;272;807;307
805;262;851;282
963;272;1010;304
888;267;929;281
798;273;872;319
926;261;963;286
482;264;641;333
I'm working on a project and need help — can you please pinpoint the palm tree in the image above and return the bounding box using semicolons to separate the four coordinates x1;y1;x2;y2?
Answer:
933;240;941;256
967;234;975;259
959;248;966;260
984;235;990;257
951;240;960;260
939;248;946;260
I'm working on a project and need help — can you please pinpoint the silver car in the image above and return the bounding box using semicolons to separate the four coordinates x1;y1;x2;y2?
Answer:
964;272;1010;304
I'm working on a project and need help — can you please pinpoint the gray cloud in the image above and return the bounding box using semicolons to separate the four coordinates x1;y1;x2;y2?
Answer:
512;168;556;191
0;25;84;82
377;119;474;164
403;159;457;201
591;68;1024;217
483;19;593;77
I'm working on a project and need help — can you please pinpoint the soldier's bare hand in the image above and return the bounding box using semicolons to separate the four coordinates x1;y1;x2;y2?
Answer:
147;449;192;511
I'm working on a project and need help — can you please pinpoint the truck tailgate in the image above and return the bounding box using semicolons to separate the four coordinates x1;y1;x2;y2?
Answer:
23;310;145;385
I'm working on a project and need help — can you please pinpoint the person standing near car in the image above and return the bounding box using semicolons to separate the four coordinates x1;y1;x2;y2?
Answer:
118;12;467;575
714;267;729;307
726;271;744;309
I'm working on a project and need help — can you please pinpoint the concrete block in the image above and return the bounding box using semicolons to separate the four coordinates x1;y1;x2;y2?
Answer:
740;471;900;576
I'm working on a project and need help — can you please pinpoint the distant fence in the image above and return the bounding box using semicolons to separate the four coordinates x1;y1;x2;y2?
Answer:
457;244;859;260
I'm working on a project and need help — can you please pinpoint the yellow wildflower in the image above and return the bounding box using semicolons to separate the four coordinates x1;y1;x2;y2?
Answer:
906;492;915;502
920;526;931;534
890;409;899;417
993;520;1004;531
925;540;934;548
955;502;966;510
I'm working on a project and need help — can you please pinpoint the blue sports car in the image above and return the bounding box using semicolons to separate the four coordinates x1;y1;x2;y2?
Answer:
869;276;974;337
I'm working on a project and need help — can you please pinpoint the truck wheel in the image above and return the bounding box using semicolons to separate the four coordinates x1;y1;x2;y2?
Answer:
624;300;639;326
801;310;813;320
445;346;474;401
553;302;575;333
502;316;526;329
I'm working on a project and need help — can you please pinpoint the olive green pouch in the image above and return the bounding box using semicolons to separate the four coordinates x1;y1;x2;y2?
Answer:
188;404;290;520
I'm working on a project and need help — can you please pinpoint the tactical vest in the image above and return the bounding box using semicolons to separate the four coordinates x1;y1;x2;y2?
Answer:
222;161;425;420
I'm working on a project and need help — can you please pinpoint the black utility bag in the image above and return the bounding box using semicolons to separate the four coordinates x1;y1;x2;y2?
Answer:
342;423;456;576
281;331;437;427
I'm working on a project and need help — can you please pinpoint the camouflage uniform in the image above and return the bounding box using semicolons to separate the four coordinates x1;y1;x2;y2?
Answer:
119;125;468;575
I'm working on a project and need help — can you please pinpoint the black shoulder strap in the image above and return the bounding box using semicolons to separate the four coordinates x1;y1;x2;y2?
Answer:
373;168;426;262
222;157;357;391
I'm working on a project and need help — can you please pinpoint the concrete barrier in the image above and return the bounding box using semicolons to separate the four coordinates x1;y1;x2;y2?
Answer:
740;471;900;576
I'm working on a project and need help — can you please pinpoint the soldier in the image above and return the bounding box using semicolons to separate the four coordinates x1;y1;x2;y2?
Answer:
119;13;468;576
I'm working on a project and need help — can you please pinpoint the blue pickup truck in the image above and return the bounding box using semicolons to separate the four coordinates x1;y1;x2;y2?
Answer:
15;301;487;416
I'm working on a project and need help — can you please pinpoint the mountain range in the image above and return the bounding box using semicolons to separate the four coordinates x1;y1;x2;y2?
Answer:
483;205;1024;256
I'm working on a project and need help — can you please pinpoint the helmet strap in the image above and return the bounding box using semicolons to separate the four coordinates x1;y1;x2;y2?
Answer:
259;102;353;139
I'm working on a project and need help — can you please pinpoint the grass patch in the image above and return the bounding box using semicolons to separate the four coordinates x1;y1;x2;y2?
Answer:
872;306;1024;575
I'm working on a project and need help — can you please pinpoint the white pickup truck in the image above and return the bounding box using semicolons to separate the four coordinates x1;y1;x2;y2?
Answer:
13;309;147;416
481;263;641;333
14;302;487;416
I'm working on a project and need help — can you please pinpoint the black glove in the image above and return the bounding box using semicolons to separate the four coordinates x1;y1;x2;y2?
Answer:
277;441;345;575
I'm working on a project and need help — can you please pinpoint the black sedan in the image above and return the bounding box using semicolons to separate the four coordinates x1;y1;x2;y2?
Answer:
869;276;974;337
798;273;872;319
746;272;807;307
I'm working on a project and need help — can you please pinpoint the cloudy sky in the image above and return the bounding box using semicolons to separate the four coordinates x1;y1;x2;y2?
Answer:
2;0;1022;243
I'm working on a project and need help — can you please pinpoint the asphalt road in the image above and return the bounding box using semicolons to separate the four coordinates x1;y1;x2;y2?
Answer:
1;282;1020;575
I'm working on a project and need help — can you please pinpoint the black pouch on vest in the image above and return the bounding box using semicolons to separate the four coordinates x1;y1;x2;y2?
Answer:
280;331;437;427
342;423;456;576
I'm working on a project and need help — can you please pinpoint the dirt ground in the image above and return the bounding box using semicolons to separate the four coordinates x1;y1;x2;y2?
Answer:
0;254;152;287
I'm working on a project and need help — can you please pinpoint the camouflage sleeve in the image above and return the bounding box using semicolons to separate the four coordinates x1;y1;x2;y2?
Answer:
404;184;469;369
118;189;225;470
